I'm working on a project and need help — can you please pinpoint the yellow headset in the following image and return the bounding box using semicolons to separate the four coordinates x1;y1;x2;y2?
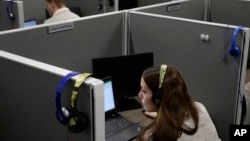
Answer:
153;64;167;106
67;73;92;133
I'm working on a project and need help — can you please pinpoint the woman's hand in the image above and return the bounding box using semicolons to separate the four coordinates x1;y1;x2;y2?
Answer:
144;111;158;118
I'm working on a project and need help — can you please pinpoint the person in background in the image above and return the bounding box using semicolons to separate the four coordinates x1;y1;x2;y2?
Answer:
44;0;80;24
137;64;221;141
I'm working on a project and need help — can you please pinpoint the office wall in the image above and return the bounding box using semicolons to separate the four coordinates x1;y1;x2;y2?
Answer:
128;11;249;141
0;12;124;72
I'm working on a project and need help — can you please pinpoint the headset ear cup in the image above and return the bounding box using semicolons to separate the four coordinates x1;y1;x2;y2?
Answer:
97;0;103;10
62;107;69;117
108;0;114;6
8;13;14;21
68;112;88;133
229;45;241;57
153;90;162;106
66;73;92;133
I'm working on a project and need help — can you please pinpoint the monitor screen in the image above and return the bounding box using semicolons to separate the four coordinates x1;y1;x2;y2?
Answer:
103;77;116;112
92;52;154;99
24;19;37;28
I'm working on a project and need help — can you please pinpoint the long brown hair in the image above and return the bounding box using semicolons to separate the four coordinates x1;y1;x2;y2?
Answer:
137;65;199;141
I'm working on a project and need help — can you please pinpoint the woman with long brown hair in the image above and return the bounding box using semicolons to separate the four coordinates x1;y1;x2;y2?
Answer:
137;64;221;141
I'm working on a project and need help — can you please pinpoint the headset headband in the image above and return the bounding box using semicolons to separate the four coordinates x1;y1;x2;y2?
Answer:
230;26;244;57
232;26;244;47
158;64;167;89
70;73;92;109
55;71;80;125
154;64;168;106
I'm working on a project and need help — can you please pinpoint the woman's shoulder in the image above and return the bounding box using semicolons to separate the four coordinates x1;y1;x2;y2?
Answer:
193;101;214;126
193;101;208;113
193;101;205;107
179;102;221;141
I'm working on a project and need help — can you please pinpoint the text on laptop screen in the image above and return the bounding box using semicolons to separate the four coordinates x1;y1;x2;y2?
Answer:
104;79;115;112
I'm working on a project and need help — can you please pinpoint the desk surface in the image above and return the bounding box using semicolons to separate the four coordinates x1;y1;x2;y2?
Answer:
118;97;154;141
119;108;153;141
119;97;153;127
119;108;153;127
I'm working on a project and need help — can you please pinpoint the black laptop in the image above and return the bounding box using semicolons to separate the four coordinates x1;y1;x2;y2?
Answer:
103;77;144;141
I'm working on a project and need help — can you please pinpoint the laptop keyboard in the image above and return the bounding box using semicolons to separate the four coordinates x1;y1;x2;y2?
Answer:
105;116;134;136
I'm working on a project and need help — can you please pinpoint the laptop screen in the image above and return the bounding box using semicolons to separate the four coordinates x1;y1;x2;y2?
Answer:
24;20;37;28
104;77;115;112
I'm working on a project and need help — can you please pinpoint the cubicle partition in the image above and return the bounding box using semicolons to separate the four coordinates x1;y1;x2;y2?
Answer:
209;0;250;26
209;0;250;63
0;11;125;72
0;50;104;141
132;0;207;21
1;2;250;140
128;11;249;141
133;0;250;62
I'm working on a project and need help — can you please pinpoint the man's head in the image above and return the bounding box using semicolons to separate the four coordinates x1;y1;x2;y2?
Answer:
45;0;66;16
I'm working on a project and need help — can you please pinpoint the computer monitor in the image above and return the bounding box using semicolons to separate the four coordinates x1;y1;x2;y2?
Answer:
24;19;37;28
119;0;138;10
92;52;154;100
